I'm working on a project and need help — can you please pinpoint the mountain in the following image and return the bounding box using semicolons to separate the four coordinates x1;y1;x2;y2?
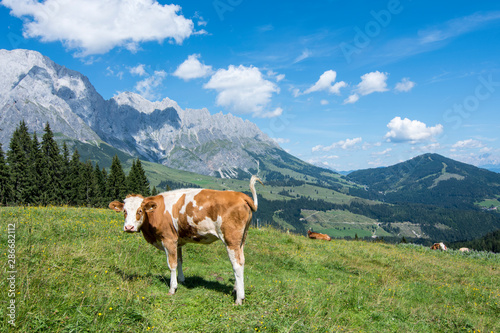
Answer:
0;49;102;145
0;49;341;183
347;153;500;208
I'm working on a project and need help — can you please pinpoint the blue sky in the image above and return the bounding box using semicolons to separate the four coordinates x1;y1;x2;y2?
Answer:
1;0;500;171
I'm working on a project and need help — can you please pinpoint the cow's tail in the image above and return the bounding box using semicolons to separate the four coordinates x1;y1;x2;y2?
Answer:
248;175;263;212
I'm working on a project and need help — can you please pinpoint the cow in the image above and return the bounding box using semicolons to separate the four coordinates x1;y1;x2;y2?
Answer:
430;242;447;251
307;229;332;241
459;247;470;252
109;175;263;305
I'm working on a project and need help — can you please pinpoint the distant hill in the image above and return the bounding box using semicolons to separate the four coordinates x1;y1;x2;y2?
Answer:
347;153;500;208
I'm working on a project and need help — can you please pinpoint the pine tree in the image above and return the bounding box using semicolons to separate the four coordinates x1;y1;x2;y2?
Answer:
126;159;139;194
135;159;151;196
101;167;109;205
68;149;83;205
80;160;94;206
107;155;127;201
30;132;44;204
41;123;62;204
0;143;12;205
7;121;32;204
151;186;158;196
126;158;150;196
92;162;107;207
60;142;71;204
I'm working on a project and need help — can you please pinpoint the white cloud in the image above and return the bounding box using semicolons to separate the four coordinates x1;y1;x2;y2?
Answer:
342;71;389;104
418;12;500;45
372;148;392;156
106;66;124;79
267;70;285;82
129;64;147;76
312;137;362;152
452;139;484;149
204;65;281;117
2;0;196;56
395;77;416;92
320;100;329;105
304;70;347;95
411;143;441;152
173;54;213;80
357;71;389;95
260;107;283;118
384;117;443;143
343;93;359;104
272;137;290;144
135;70;167;101
294;49;312;63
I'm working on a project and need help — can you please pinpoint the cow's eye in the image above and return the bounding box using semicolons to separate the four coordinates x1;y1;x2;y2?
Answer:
138;209;143;215
124;212;128;218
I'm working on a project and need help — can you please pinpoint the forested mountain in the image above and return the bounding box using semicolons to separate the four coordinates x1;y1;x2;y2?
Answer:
347;153;500;208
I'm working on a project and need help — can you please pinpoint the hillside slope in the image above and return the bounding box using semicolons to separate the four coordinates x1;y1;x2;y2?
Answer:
2;206;499;332
347;153;500;207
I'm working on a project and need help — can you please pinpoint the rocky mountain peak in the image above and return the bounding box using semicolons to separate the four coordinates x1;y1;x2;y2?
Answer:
0;48;281;178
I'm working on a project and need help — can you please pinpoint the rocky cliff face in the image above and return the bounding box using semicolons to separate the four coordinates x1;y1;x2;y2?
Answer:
0;49;279;177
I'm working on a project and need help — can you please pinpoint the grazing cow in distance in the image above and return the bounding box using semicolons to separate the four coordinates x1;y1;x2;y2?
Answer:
109;176;263;305
459;247;470;252
430;242;447;251
307;229;332;241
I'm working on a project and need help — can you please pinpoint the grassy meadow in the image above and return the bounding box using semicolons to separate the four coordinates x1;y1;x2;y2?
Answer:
1;206;499;332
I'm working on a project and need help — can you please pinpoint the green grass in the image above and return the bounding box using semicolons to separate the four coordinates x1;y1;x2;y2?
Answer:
301;209;393;239
476;198;500;208
1;206;499;332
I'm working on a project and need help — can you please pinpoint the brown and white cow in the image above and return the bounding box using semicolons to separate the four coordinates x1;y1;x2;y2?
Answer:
109;176;263;305
307;229;332;241
430;242;447;251
459;247;470;252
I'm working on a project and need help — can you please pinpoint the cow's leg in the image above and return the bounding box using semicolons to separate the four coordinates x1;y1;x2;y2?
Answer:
162;239;178;295
226;244;245;305
177;245;185;283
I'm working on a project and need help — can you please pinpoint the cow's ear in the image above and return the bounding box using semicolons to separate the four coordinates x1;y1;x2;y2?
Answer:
109;201;124;212
143;201;158;213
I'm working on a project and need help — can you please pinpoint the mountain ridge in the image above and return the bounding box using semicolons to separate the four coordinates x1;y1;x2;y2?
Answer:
347;153;500;208
1;48;335;181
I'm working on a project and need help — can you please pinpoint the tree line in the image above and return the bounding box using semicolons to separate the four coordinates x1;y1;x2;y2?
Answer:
0;121;155;207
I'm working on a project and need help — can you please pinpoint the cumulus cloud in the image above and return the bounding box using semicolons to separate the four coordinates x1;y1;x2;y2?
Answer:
384;117;443;143
342;71;389;104
2;0;196;56
452;139;484;149
129;64;147;76
357;71;389;95
343;94;359;104
304;70;347;95
173;54;213;80
135;70;167;101
204;65;281;118
312;137;362;152
395;77;416;92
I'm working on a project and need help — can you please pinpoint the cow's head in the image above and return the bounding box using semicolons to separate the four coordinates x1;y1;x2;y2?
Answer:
109;194;157;233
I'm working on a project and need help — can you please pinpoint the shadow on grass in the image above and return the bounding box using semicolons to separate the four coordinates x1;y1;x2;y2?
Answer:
112;266;233;296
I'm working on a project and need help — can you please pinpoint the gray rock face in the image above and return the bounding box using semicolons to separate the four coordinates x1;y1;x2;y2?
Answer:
0;49;280;177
